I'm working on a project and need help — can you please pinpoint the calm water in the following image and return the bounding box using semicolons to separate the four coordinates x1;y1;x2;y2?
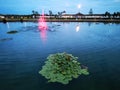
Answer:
0;22;120;90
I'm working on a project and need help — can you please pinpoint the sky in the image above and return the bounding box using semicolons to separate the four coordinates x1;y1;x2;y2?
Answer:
0;0;120;14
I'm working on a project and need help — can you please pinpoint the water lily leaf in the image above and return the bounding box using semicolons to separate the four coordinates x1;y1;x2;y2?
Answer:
39;52;89;84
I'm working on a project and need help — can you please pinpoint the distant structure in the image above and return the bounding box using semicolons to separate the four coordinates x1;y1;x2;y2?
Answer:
0;10;120;22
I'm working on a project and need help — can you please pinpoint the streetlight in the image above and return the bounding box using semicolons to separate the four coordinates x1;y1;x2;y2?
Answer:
77;4;82;20
77;4;81;9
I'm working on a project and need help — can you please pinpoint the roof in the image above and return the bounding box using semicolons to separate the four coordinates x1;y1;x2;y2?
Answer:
75;12;84;16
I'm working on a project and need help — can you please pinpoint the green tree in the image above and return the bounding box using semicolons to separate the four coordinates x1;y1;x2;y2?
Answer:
117;12;120;18
49;10;53;16
105;11;111;18
89;8;93;15
32;10;35;14
113;12;117;18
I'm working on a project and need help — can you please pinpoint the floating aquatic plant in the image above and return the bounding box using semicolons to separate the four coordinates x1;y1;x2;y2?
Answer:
7;30;18;34
39;52;89;84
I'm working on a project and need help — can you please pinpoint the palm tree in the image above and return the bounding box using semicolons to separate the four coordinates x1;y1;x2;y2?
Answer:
62;10;66;14
58;12;62;18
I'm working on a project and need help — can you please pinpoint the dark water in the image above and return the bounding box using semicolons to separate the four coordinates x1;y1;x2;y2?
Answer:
0;22;120;90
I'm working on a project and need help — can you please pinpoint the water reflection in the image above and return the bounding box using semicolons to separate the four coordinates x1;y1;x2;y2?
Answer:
40;30;47;42
88;22;92;26
6;22;10;29
24;22;27;27
0;22;120;90
76;24;80;32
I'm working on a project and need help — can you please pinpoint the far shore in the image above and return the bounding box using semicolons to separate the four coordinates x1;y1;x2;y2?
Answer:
0;18;120;23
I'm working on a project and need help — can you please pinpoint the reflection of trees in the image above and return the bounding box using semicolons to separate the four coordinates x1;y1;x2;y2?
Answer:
88;22;92;27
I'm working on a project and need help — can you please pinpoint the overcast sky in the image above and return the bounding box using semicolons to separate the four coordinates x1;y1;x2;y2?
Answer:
0;0;120;14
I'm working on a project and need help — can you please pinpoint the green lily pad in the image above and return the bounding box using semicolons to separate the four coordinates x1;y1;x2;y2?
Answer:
7;30;18;34
39;52;89;84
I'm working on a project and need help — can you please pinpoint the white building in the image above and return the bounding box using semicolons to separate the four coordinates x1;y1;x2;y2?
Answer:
0;15;5;19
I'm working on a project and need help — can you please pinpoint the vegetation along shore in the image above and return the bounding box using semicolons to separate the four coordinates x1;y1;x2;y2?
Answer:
0;11;120;23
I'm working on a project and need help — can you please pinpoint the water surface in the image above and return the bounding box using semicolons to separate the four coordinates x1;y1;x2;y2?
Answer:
0;22;120;90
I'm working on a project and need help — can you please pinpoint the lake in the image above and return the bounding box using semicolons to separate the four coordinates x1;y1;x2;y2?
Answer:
0;22;120;90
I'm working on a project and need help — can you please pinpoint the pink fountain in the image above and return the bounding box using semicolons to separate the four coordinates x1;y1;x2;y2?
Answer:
38;10;48;30
38;10;48;42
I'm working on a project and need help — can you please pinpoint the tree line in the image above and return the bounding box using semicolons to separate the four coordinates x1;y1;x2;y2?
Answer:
1;10;120;20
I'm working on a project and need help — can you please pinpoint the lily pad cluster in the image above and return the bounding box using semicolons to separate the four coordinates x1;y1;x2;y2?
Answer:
7;30;18;34
39;52;89;84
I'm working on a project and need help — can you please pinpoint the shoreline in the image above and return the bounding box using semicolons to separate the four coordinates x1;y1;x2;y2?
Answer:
0;18;120;23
